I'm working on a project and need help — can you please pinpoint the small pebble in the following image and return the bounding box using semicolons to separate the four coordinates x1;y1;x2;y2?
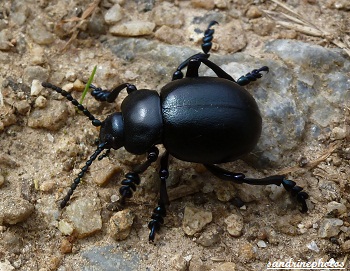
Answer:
108;209;135;241
307;240;320;252
224;211;244;237
31;79;43;96
182;206;212;236
73;79;85;91
30;46;46;65
257;240;267;248
191;0;215;9
245;6;262;18
0;196;34;225
238;242;256;261
35;96;47;108
0;29;12;51
0;174;4;187
326;0;350;10
58;219;74;236
170;254;187;271
326;201;347;215
90;159;122;186
39;180;55;192
28;100;69;131
109;21;155;37
65;71;77;82
104;4;123;25
195;230;220;247
14;100;30;115
331;127;346;140
64;193;102;238
215;262;236;271
214;0;229;9
341;240;350;252
60;238;73;254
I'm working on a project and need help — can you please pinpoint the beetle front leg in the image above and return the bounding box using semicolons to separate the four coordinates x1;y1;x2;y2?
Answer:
107;146;159;211
148;151;170;242
90;83;137;103
204;164;309;213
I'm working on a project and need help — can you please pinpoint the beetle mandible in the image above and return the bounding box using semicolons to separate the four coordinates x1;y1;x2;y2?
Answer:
42;21;309;242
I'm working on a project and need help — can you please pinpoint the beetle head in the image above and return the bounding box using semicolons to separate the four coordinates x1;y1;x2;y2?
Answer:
99;112;124;150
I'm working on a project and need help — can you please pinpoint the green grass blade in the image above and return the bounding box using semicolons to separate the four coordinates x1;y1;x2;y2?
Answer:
80;65;97;105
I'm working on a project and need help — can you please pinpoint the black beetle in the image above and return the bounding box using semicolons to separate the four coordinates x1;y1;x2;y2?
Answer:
42;21;308;241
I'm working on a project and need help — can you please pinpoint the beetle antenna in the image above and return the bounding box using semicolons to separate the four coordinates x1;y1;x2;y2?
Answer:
201;20;218;55
41;82;102;127
60;142;107;208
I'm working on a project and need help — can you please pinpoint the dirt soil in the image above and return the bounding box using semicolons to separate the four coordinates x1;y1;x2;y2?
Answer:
0;0;349;271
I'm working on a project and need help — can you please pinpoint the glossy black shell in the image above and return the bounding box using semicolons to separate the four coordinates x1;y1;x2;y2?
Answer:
160;77;262;164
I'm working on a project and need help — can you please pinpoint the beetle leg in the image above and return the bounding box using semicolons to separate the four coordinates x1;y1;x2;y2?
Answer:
107;146;159;211
148;151;170;242
90;83;137;103
172;53;208;80
201;20;218;55
236;66;269;86
204;164;309;213
185;58;201;78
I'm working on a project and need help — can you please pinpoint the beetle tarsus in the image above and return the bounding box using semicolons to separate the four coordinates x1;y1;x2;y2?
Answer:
201;20;218;55
91;83;137;103
237;66;270;86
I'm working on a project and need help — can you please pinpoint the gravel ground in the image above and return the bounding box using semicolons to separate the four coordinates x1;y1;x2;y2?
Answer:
0;0;349;270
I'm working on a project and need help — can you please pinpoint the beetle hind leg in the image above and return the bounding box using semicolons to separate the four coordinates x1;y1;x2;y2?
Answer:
204;164;309;213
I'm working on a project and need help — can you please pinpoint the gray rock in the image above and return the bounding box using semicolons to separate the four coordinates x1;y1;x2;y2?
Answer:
318;218;343;238
0;194;34;225
195;230;221;247
82;246;139;271
182;206;212;236
23;65;49;85
153;2;184;28
28;21;55;45
28;100;69;131
104;38;349;166
0;29;12;51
